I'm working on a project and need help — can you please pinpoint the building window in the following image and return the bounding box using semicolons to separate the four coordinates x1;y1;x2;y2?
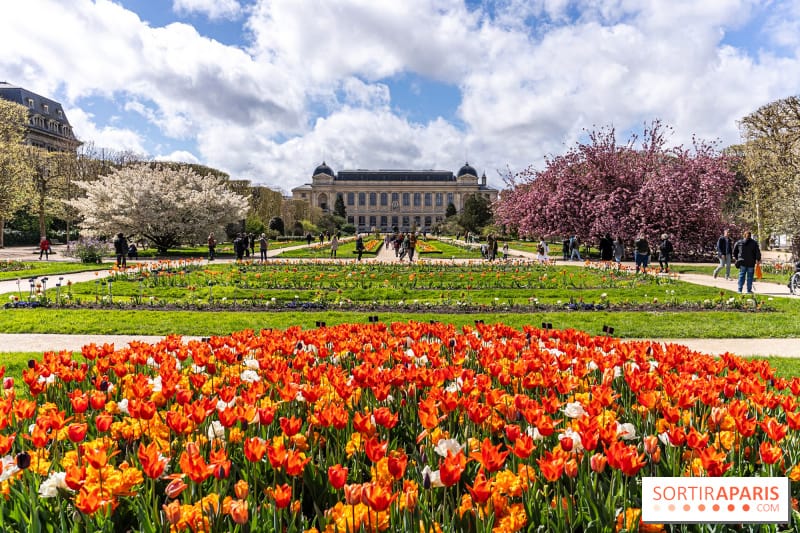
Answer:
358;193;366;206
358;216;365;227
392;192;399;204
380;216;387;228
402;216;409;228
27;98;34;108
57;109;63;118
369;216;377;228
414;216;421;228
425;216;432;228
424;193;432;207
447;193;454;207
348;216;354;225
435;193;443;207
413;193;421;207
347;192;355;206
43;104;49;114
402;193;410;207
392;216;398;229
380;193;388;206
369;192;377;206
301;193;307;198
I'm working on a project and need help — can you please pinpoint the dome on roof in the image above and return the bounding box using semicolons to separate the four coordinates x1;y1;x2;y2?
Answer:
313;161;334;177
457;162;477;177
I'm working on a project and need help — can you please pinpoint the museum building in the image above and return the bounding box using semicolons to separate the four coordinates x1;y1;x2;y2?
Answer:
292;162;499;233
0;82;81;152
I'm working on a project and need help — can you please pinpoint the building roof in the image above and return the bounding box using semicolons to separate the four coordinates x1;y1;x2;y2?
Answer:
457;162;477;177
313;161;335;177
0;82;74;127
336;170;456;182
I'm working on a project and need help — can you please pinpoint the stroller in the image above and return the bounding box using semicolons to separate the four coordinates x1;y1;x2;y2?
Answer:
789;261;800;295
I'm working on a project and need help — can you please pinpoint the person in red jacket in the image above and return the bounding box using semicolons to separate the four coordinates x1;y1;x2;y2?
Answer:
39;236;51;260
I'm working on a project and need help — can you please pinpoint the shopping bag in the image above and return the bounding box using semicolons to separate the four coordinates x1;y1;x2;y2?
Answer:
755;263;763;280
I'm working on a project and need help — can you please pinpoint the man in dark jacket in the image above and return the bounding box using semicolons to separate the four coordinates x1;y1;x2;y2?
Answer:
113;233;128;268
733;231;761;294
712;229;733;280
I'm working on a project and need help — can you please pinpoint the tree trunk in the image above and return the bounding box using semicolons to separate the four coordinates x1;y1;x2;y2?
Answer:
0;218;4;248
39;196;47;239
792;233;800;262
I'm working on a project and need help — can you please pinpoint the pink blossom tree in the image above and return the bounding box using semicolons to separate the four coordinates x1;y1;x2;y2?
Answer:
495;122;737;256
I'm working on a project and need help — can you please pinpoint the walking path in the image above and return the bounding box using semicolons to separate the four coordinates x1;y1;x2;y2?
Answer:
0;243;797;357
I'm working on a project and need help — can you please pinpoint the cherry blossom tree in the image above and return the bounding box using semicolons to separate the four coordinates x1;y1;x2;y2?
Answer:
495;122;737;255
70;164;248;252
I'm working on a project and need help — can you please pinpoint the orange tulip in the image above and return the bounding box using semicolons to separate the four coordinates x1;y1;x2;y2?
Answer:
163;500;182;525
95;412;113;433
284;449;310;477
537;451;565;482
467;468;492;504
364;482;397;512
512;434;535;459
243;437;268;463
138;442;166;479
67;423;88;443
271;483;292;509
387;450;408;479
165;476;188;499
279;416;302;437
470;438;509;473
365;436;388;463
590;453;607;473
759;441;783;465
234;479;249;499
373;407;399;429
229;498;248;524
439;450;466;487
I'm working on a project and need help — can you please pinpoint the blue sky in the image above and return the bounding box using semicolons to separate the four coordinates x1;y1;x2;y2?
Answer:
2;0;799;193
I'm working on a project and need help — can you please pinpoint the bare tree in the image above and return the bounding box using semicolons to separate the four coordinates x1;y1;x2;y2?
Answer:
739;96;800;257
0;100;33;247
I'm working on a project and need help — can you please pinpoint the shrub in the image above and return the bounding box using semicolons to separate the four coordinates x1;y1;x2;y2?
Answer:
66;238;111;263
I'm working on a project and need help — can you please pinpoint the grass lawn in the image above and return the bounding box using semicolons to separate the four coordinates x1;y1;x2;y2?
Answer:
1;307;799;339
0;260;110;281
278;238;382;259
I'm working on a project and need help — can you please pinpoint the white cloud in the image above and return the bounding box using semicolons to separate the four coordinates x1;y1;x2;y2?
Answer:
66;108;147;155
155;150;201;164
2;0;799;194
173;0;243;21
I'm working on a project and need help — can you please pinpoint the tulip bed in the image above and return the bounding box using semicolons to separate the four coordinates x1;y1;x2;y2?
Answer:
2;321;799;532
33;260;763;313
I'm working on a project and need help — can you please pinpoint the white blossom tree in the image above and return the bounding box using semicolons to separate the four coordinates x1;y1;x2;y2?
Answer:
70;164;248;252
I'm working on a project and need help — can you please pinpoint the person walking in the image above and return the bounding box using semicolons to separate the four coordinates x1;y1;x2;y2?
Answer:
306;233;313;246
536;240;549;262
259;233;268;261
598;233;614;261
569;235;582;261
407;232;417;262
633;235;650;274
330;234;339;258
562;237;570;261
207;233;216;261
113;232;128;268
39;236;51;260
733;230;761;294
613;236;624;264
355;234;364;261
712;229;733;280
249;233;256;258
657;233;674;273
234;233;244;261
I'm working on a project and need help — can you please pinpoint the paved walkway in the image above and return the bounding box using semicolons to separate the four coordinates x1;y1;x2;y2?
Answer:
0;243;797;357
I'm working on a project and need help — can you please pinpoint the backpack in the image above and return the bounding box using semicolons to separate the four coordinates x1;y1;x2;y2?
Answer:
537;243;545;254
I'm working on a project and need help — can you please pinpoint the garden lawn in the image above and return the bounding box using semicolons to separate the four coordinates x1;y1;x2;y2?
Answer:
0;261;109;281
2;307;800;339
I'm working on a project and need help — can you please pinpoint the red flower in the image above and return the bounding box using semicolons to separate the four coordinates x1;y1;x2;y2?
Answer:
470;438;509;473
365;436;388;463
327;464;348;489
244;437;268;463
279;416;302;437
439;450;466;487
138;442;166;479
467;468;492;504
271;483;292;509
67;423;88;443
387;450;408;479
364;482;396;512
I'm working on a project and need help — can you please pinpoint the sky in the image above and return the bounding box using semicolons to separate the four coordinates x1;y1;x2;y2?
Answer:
1;0;799;194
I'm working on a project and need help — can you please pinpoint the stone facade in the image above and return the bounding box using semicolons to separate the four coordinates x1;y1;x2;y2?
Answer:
292;162;498;233
0;81;81;152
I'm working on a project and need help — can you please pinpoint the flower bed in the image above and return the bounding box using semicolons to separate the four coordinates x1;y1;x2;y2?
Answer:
1;322;798;531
